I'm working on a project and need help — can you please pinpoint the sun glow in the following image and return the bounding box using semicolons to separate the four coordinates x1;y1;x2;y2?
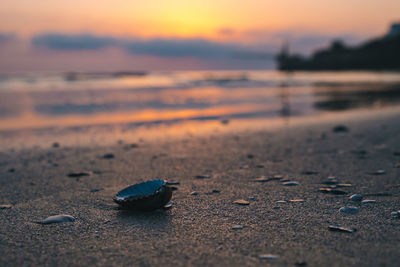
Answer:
2;0;400;39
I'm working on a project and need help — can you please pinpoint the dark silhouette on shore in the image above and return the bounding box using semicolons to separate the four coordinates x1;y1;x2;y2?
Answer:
277;23;400;71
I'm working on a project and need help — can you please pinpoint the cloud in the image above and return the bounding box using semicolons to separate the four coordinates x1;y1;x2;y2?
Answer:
31;33;274;61
125;38;245;58
32;33;119;50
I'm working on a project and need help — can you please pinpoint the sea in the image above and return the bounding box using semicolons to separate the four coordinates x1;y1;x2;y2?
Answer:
1;70;400;148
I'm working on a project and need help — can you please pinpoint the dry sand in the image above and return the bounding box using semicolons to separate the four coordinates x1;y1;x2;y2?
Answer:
0;108;399;266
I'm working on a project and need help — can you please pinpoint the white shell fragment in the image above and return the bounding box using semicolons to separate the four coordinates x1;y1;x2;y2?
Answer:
259;254;278;260
361;199;376;204
253;177;270;182
233;199;250;205
282;181;299;186
39;215;76;224
328;225;356;233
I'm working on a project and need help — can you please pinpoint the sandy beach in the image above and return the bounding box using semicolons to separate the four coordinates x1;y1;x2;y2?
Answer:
0;107;399;267
2;1;400;266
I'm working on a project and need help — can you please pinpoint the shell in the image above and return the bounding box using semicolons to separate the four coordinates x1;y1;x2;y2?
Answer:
113;180;172;211
339;206;359;214
328;225;356;233
233;199;250;205
349;194;363;201
39;214;76;224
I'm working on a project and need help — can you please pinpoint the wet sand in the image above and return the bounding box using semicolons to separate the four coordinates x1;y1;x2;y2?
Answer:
0;108;399;266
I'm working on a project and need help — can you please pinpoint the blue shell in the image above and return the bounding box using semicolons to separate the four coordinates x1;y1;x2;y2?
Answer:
114;180;172;211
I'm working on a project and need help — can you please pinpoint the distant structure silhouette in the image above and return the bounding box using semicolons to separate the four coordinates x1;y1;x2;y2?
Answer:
387;23;400;38
277;23;400;71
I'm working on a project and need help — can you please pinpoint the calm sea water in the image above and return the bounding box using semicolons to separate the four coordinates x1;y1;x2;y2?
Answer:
1;70;400;132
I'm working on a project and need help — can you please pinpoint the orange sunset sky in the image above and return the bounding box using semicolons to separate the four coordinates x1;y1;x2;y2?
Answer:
0;0;399;72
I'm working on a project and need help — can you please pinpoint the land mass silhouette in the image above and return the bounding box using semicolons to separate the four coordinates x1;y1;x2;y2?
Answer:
277;23;400;71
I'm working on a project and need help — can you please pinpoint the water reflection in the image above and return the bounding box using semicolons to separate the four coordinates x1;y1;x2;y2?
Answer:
314;84;400;111
0;71;400;131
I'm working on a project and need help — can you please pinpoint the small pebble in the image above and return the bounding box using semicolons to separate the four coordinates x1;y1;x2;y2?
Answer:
349;194;363;201
302;171;318;175
328;225;356;233
90;188;103;193
259;254;278;260
38;215;76;224
333;125;349;133
282;181;299;186
339;206;359;214
67;171;92;178
370;170;386;175
0;204;12;210
194;175;211;179
52;142;60;148
102;153;115;159
166;180;180;185
361;199;376;204
232;225;244;230
233;199;250;205
319;188;347;195
322;180;338;185
206;189;221;194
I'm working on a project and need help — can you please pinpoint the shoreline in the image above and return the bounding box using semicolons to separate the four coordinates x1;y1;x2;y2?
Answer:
1;105;400;151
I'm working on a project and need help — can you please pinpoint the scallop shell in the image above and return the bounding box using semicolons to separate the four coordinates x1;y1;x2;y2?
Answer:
113;180;172;211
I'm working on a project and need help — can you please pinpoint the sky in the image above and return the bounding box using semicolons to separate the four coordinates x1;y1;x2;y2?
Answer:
0;0;399;72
